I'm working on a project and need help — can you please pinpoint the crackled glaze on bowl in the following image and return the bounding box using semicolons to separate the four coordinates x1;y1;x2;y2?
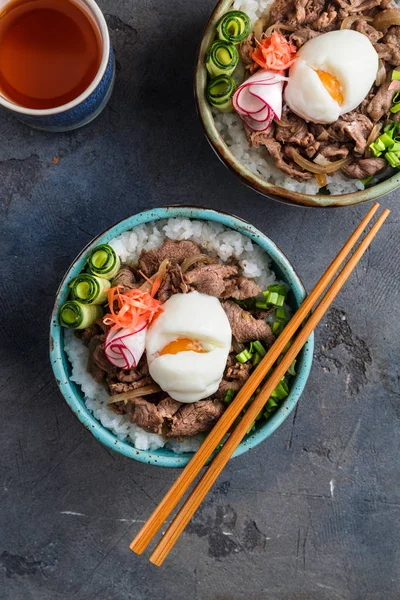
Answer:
194;0;400;207
50;206;314;467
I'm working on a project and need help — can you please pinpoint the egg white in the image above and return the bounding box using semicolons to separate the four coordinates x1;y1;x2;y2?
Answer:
146;291;232;403
285;30;379;124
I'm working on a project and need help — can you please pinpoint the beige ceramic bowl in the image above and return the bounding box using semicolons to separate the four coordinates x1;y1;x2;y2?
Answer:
195;0;400;207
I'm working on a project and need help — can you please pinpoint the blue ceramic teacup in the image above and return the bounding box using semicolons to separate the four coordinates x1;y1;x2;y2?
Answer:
0;0;115;132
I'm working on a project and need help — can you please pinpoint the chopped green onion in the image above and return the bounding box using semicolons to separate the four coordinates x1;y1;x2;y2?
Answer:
70;274;110;305
275;306;287;323
384;122;397;134
206;74;236;111
252;353;262;366
59;301;103;329
272;321;284;336
206;40;239;77
267;283;287;297
236;348;253;363
251;340;266;357
385;151;400;168
224;389;236;404
255;300;268;310
271;379;289;400
216;10;251;44
391;90;400;113
87;245;120;280
361;175;374;186
288;359;297;377
392;70;400;81
264;398;279;417
379;133;395;148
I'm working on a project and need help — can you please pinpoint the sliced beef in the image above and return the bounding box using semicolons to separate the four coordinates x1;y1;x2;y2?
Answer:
239;32;256;65
245;123;276;148
304;0;326;23
263;137;313;181
223;300;275;347
354;19;383;44
304;140;321;159
215;378;242;400
275;111;315;147
289;27;321;48
349;0;382;11
157;263;189;302
312;4;338;30
111;266;137;291
139;239;200;277
341;157;386;179
185;263;239;297
328;112;374;154
225;361;252;386
157;397;182;420
127;397;164;434
87;335;117;382
167;400;225;437
76;323;103;347
226;276;261;300
310;123;330;141
108;376;154;396
116;368;143;383
319;143;350;159
269;0;296;24
367;68;400;121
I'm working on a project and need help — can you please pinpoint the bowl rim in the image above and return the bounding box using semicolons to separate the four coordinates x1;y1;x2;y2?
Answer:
194;0;400;208
49;206;314;467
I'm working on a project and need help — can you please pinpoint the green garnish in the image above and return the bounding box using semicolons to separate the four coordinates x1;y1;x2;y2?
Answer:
392;70;400;81
206;74;236;111
252;353;262;366
70;274;110;305
87;244;120;280
59;301;103;329
271;379;289;400
216;10;251;44
369;122;400;166
206;40;239;77
250;340;266;357
224;389;236;404
236;348;253;363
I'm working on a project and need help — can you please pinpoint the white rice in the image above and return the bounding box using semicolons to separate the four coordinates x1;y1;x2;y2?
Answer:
64;217;280;453
213;0;366;197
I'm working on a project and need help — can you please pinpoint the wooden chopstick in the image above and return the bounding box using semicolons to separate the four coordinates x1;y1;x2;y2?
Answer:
130;202;380;557
149;207;390;566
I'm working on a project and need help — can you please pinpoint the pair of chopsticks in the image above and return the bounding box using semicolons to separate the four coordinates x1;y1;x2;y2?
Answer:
130;202;389;566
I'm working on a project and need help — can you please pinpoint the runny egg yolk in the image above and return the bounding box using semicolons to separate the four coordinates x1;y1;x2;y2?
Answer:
315;70;344;105
159;338;206;355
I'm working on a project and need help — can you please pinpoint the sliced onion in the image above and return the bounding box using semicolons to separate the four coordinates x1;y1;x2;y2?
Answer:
265;22;296;36
181;254;215;273
107;384;162;404
373;8;400;33
376;59;386;86
291;149;352;174
341;15;373;29
315;173;328;187
365;122;383;158
254;18;267;41
139;258;169;293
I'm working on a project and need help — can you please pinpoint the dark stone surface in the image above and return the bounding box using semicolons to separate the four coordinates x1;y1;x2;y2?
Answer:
1;1;400;598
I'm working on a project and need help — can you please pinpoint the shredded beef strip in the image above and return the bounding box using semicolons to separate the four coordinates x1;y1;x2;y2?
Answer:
108;376;154;396
139;239;200;277
239;32;256;65
157;397;182;420
275;110;315;147
263;137;313;181
327;112;374;154
111;266;137;291
368;66;400;121
289;27;321;48
127;397;165;434
319;143;350;159
223;300;275;347
185;263;240;297
167;400;225;437
354;19;383;44
87;335;118;382
157;263;189;303
312;4;338;30
341;157;386;178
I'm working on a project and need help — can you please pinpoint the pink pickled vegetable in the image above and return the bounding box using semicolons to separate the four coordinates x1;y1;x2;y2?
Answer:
232;70;287;132
105;325;147;370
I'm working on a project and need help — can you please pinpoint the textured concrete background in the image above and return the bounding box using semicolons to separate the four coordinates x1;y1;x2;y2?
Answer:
1;1;400;598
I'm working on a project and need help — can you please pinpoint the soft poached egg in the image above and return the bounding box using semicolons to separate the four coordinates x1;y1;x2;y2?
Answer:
284;30;379;124
145;291;232;403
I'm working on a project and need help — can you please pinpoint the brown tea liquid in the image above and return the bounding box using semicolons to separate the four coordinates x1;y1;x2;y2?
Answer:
0;0;102;109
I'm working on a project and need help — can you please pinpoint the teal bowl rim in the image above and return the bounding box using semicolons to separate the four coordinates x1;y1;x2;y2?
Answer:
49;206;314;467
194;0;400;208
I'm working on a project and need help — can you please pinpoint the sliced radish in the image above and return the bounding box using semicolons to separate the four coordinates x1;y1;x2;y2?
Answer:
105;325;147;370
232;70;286;131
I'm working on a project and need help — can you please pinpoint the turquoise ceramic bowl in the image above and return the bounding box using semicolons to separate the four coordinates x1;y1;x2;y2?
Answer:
50;207;314;467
